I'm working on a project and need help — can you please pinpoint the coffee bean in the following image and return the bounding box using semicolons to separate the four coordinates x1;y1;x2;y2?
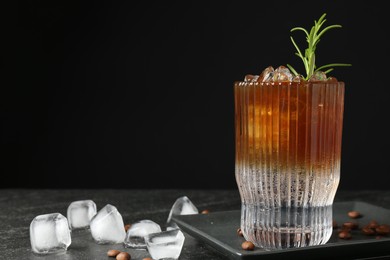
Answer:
375;224;390;235
241;241;255;250
116;252;131;260
124;224;131;232
334;211;390;241
342;222;359;230
237;228;244;237
338;230;351;239
201;209;210;214
107;249;121;257
368;220;379;229
348;211;362;219
362;226;376;235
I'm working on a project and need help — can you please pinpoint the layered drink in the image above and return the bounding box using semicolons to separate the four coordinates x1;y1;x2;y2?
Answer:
234;66;345;249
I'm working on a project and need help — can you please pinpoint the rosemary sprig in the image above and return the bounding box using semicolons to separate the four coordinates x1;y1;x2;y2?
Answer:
286;13;351;80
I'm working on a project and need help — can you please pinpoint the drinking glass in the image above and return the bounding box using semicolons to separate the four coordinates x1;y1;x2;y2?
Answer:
234;80;344;250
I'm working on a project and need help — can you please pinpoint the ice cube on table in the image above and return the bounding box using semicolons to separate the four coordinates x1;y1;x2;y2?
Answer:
29;213;71;254
90;204;126;244
166;222;179;231
124;220;162;248
166;196;199;226
67;200;97;230
145;229;185;260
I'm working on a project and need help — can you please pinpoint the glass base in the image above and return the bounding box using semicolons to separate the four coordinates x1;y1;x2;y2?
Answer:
241;203;333;250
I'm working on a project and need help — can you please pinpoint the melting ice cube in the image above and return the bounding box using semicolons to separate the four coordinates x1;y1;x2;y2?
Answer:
166;222;180;231
166;196;199;226
258;66;274;82
145;229;185;260
67;200;97;230
124;220;162;248
309;71;328;82
244;74;259;82
292;74;305;82
272;65;293;82
29;213;71;254
90;204;126;244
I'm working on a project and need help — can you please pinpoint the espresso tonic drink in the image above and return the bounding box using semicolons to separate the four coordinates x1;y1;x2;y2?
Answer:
234;72;344;250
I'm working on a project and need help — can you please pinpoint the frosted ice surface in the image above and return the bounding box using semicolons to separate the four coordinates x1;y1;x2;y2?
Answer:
272;65;293;82
258;66;274;82
293;74;305;82
67;200;97;230
124;220;162;248
309;71;328;81
90;204;126;244
145;229;185;260
244;74;259;82
29;213;71;254
166;196;199;225
166;222;179;231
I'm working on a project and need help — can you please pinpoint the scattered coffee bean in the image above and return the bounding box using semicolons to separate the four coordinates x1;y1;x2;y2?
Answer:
241;241;255;250
361;226;376;235
342;221;359;230
237;228;244;237
347;210;362;219
367;220;379;229
201;209;210;214
124;224;131;232
107;249;121;257
116;252;131;260
338;230;352;239
375;224;390;235
334;211;390;240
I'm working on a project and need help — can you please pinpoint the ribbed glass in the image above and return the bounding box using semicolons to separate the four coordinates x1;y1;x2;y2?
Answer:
234;81;344;250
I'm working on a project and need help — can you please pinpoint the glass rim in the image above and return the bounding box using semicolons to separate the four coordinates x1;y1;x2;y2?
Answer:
234;81;344;86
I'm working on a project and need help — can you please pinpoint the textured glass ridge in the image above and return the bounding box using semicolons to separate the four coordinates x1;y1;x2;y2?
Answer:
234;81;344;250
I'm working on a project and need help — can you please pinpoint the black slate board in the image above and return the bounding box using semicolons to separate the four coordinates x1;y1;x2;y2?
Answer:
172;201;390;259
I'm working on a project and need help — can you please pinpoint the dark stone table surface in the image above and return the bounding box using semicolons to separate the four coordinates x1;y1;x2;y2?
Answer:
1;189;390;260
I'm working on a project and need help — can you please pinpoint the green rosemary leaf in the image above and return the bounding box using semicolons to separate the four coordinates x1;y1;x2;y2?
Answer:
286;64;299;76
290;27;309;37
315;25;342;45
290;37;305;64
288;13;351;79
316;63;352;72
323;68;334;74
309;54;315;78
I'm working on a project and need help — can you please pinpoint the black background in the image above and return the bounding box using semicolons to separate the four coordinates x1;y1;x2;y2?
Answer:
2;1;389;189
